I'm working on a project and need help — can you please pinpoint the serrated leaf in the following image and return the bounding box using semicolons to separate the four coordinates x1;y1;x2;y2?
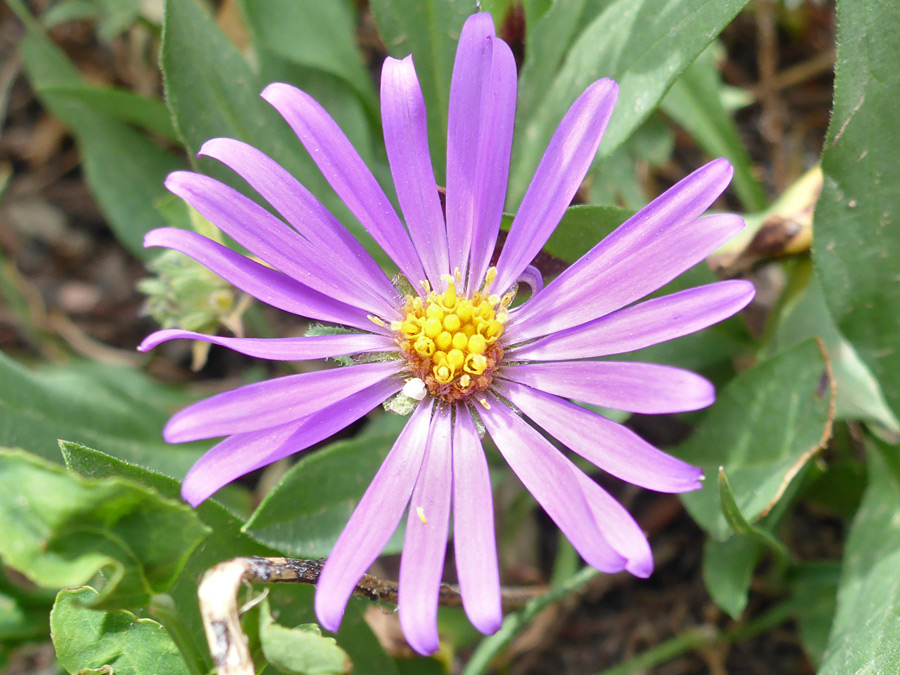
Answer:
679;340;835;539
0;449;209;609
369;0;475;184
661;45;767;212
813;0;900;420
509;0;750;204
259;598;352;675
243;418;406;557
19;31;183;259
819;438;900;673
51;586;189;675
0;354;207;474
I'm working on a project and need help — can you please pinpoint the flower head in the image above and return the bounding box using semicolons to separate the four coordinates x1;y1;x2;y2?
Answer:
141;12;754;655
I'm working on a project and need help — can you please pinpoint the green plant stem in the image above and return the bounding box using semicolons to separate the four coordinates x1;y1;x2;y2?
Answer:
462;566;600;675
595;600;803;675
148;594;208;675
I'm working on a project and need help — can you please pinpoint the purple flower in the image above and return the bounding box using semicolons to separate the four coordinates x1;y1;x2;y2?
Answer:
141;12;754;655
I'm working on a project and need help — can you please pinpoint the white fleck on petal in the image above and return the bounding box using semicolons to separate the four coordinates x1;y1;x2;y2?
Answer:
402;377;427;401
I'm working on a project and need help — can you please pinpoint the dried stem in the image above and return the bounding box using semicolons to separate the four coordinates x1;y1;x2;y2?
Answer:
197;556;548;675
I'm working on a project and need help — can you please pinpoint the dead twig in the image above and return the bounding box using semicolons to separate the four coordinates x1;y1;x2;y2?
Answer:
197;556;549;675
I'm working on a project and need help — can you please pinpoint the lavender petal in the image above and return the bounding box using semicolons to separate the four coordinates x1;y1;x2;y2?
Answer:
164;360;403;442
399;404;453;655
262;83;427;286
500;361;715;414
499;381;703;493
509;280;755;360
493;79;618;294
181;377;402;506
315;400;433;632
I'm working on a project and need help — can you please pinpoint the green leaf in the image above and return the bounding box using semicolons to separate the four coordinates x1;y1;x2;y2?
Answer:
61;441;277;673
660;45;767;212
509;0;750;205
259;598;352;675
813;0;900;421
702;534;762;619
39;85;178;141
51;586;190;675
239;0;377;114
0;589;47;642
679;339;834;539
19;30;183;259
243;416;406;557
538;204;632;263
819;438;900;673
0;354;208;474
718;468;790;561
764;260;900;433
789;561;840;667
369;0;475;184
0;449;210;609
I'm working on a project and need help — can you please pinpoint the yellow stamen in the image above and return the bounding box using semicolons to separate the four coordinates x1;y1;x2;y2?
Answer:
417;507;427;524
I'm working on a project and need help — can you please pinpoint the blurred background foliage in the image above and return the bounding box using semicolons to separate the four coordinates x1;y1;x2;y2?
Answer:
0;0;898;673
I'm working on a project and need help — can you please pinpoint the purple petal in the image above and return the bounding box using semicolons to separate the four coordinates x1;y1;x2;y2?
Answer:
445;14;517;288
465;36;517;293
573;471;654;578
479;398;627;573
164;360;403;442
139;329;395;361
316;400;433;633
165;172;396;317
452;405;502;635
144;228;377;332
493;79;618;294
399;404;452;655
262;83;427;286
381;56;450;288
509;159;740;342
198;138;398;307
509;280;755;361
500;361;715;414
499;381;703;493
181;377;402;506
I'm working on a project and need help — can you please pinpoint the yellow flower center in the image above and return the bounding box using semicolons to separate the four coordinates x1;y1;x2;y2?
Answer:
393;269;510;403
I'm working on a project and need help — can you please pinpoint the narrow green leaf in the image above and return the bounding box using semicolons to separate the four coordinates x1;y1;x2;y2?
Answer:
0;449;210;609
661;45;767;211
39;85;178;140
243;416;407;557
51;586;189;675
0;355;208;473
820;438;900;673
509;0;750;205
259;598;352;675
19;31;183;259
239;0;377;114
369;0;475;184
679;339;834;539
702;534;762;619
813;0;900;420
718;468;790;561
